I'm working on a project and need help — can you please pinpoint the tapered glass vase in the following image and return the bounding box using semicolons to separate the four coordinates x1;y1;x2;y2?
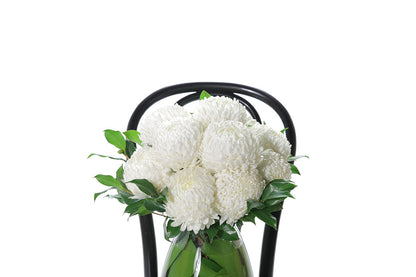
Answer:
161;229;253;277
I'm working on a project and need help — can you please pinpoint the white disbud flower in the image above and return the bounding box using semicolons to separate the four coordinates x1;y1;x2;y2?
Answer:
192;96;253;129
123;147;171;199
250;123;292;159
165;167;218;233
258;149;292;183
200;120;261;172
138;104;191;145
153;117;204;171
215;168;265;225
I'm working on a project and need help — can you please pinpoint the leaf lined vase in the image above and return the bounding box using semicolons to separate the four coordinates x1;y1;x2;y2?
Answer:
162;228;253;277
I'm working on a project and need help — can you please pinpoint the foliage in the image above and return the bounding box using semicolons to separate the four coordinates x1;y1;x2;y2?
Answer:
199;90;211;100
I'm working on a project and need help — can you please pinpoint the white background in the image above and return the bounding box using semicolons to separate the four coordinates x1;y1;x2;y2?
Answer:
1;1;415;276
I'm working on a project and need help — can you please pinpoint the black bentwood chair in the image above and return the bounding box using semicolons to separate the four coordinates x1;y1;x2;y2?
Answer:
127;82;297;277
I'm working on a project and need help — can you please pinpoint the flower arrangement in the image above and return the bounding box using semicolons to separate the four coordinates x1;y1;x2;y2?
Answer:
90;91;306;256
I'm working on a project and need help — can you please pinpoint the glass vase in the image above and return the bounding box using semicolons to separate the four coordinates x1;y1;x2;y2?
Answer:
161;228;253;277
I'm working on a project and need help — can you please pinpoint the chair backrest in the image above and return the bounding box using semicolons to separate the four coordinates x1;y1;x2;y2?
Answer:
127;82;297;277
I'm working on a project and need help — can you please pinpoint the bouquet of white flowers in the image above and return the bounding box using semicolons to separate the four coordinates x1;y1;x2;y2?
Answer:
91;91;306;237
90;91;306;276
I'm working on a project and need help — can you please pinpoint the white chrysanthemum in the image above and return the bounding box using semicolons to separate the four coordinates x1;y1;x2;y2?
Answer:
215;168;265;225
123;147;171;199
138;104;191;144
250;123;291;159
192;96;253;128
258;149;292;183
165;167;218;233
153;117;204;170
200;120;261;172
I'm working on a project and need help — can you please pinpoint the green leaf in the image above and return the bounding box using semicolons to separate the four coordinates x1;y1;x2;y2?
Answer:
240;213;256;224
280;127;289;133
163;232;194;275
263;199;285;209
125;140;136;158
143;198;165;213
270;179;297;191
290;163;301;175
87;153;126;161
116;165;124;181
263;204;284;214
247;199;265;213
288;155;309;162
116;190;136;205
252;209;277;229
164;219;181;240
156;187;168;203
93;187;114;201
201;257;223;273
127;179;159;197
160;187;169;197
105;193;122;203
104;129;126;150
124;199;143;216
205;225;219;242
123;130;142;145
94;174;127;191
137;202;153;216
261;179;296;202
199;90;211;100
123;199;153;217
217;224;239;241
235;220;243;231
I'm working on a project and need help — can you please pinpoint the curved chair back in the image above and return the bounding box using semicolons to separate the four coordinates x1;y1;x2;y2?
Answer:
127;82;297;277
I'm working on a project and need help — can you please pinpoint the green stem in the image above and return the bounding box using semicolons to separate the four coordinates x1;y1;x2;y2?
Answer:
152;211;168;218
